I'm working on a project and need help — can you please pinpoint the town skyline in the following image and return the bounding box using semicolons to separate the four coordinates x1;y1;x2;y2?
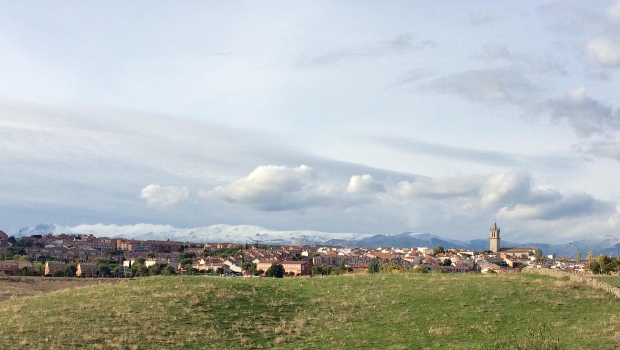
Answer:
4;221;620;258
2;2;620;242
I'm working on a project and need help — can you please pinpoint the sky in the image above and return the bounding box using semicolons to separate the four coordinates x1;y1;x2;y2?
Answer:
1;1;620;243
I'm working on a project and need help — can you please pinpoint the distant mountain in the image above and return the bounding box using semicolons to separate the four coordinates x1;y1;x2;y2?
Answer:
15;223;374;246
13;223;620;258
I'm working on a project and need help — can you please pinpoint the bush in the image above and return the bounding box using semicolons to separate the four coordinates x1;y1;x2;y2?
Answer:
266;264;285;278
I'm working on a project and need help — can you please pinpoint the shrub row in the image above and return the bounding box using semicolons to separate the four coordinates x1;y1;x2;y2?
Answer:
522;267;620;298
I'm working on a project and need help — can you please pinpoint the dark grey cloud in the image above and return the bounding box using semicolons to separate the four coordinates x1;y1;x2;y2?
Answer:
580;138;620;161
412;67;618;142
499;192;613;221
541;88;619;138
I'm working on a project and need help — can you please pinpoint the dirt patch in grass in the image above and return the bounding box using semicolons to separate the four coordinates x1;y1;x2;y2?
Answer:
0;276;125;302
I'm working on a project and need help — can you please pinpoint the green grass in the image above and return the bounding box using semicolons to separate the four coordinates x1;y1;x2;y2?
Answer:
0;273;619;349
593;275;620;288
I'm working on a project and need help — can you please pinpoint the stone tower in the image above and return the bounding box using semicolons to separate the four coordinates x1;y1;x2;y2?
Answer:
489;222;500;253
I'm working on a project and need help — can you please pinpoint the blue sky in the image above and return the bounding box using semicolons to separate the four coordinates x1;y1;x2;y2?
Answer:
1;1;620;242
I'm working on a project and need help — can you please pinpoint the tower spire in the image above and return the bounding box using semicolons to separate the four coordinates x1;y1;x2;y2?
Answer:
489;222;500;253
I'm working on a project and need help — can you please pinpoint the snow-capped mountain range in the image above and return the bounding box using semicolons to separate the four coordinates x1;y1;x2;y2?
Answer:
15;223;375;246
13;223;620;258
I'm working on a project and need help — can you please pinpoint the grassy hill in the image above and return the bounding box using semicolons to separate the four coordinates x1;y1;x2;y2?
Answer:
0;273;619;349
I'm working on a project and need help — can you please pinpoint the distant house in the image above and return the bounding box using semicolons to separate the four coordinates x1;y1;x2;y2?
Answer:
76;263;99;277
256;260;277;273
280;261;311;276
45;261;67;276
0;260;20;276
17;261;35;274
256;260;311;276
0;230;9;243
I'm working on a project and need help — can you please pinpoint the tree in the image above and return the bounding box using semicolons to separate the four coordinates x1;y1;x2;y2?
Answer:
587;251;594;261
577;251;582;263
266;264;285;278
66;263;77;277
179;251;196;260
241;262;257;275
312;264;332;276
434;246;445;255
442;258;452;267
146;253;155;259
131;262;148;277
111;265;122;278
380;263;397;274
597;254;614;274
368;258;380;274
180;258;194;267
161;265;175;275
589;260;601;274
33;261;45;276
332;259;350;275
99;264;111;277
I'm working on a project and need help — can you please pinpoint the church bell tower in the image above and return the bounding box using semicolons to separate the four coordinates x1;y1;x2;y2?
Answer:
490;222;500;253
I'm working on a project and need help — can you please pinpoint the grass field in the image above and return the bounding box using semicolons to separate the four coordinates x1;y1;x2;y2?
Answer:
0;276;123;303
0;273;619;350
593;275;620;288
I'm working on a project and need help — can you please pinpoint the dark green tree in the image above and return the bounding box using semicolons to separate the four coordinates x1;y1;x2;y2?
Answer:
368;258;380;274
312;264;332;276
434;246;445;255
99;264;111;277
131;262;148;277
266;264;285;278
179;251;196;260
161;265;175;275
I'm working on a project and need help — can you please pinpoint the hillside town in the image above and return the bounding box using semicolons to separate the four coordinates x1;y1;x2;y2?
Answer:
0;224;618;278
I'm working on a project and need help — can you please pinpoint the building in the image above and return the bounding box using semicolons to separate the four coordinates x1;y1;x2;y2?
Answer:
76;263;99;277
489;222;542;257
256;260;312;276
490;222;500;253
0;260;20;276
45;261;67;276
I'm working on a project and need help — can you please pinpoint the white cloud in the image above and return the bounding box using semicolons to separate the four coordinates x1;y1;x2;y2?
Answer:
607;0;620;23
202;165;334;211
479;171;532;208
347;174;385;195
140;184;188;209
586;37;620;67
